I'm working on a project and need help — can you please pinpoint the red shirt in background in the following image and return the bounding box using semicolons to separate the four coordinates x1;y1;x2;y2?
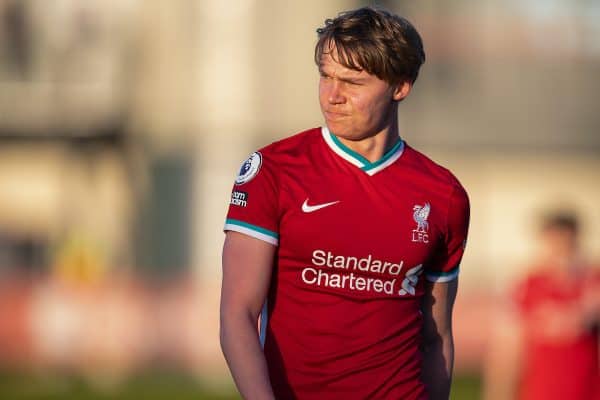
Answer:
515;267;600;400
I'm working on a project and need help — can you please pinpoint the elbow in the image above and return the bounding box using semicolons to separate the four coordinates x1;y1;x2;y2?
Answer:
422;326;453;354
219;307;238;350
219;305;256;351
219;313;228;353
422;331;442;353
219;305;235;353
219;317;227;350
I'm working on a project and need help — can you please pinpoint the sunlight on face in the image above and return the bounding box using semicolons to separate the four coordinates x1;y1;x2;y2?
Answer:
318;48;400;141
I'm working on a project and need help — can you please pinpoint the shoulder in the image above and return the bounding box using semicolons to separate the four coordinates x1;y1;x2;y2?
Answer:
512;269;555;309
514;267;558;296
402;143;469;208
403;144;465;188
258;127;322;159
235;127;321;185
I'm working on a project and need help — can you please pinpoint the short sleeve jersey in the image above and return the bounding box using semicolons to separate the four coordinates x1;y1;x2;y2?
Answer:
513;269;600;400
224;127;470;400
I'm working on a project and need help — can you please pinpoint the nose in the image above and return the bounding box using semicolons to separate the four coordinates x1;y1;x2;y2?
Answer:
328;80;345;105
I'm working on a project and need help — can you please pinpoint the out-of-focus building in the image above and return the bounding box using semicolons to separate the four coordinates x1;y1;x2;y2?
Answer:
0;0;599;384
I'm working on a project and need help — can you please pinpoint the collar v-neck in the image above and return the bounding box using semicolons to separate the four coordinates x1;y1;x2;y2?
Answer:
321;126;404;176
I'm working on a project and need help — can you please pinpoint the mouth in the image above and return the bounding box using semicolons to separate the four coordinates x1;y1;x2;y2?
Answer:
324;111;348;120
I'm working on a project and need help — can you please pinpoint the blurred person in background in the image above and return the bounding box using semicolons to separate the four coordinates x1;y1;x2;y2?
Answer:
220;6;469;400
484;210;600;400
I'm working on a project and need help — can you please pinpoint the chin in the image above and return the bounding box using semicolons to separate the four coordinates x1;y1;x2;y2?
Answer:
326;121;351;136
333;132;367;142
327;123;368;141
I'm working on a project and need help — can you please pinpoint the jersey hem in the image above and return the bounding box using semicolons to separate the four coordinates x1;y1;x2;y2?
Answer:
224;219;279;246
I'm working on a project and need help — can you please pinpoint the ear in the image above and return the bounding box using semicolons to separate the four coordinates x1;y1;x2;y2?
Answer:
392;81;412;101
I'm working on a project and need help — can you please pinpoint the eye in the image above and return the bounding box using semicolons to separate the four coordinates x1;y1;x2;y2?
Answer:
345;80;362;87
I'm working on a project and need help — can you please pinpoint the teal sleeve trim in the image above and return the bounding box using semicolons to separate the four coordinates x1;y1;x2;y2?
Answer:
225;218;279;239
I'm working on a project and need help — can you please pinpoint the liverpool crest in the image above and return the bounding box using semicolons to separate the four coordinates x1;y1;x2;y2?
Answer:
412;202;430;243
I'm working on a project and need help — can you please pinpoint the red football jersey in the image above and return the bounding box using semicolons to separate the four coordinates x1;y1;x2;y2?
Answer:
514;269;600;400
224;127;470;399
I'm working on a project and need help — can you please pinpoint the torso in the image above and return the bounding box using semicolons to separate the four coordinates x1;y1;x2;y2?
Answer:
226;127;469;399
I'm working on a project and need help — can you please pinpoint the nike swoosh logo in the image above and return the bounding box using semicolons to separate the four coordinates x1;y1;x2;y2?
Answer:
302;199;340;213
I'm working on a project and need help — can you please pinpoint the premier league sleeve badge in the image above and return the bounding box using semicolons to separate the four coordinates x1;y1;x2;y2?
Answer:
235;152;262;185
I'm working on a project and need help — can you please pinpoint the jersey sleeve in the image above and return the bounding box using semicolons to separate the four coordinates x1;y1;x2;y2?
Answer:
223;151;280;246
425;185;470;283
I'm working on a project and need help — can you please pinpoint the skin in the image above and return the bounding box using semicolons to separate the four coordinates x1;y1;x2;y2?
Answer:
318;46;411;162
220;232;276;400
422;279;459;400
221;44;458;400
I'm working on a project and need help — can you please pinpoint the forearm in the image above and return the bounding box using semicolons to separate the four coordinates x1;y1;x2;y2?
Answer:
220;311;275;400
421;331;454;400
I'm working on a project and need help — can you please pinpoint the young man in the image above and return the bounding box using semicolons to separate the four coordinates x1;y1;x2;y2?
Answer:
220;7;470;400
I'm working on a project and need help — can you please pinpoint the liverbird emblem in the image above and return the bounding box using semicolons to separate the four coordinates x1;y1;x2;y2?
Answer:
413;203;430;232
411;203;431;243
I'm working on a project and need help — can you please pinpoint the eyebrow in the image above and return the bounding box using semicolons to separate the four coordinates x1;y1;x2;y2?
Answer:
318;65;366;83
339;76;365;84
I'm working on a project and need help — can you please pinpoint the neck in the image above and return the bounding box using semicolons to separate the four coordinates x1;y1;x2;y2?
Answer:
537;252;583;278
336;116;400;163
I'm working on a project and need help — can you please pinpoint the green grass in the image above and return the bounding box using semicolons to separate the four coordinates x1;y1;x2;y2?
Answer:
0;370;239;400
451;374;482;400
0;370;481;399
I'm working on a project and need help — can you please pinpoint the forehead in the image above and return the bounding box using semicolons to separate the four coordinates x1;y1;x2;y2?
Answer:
318;48;370;79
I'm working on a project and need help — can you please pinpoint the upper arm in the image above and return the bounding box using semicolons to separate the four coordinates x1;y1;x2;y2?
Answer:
422;183;468;339
425;185;469;283
221;150;280;321
221;231;276;321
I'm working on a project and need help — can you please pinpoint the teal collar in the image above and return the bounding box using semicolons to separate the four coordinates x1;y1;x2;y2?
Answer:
321;126;404;176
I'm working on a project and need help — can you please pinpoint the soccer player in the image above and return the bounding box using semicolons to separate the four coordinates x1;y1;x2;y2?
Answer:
484;211;600;400
220;7;470;400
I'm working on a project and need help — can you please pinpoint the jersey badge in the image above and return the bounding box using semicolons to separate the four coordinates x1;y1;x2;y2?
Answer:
235;152;262;185
412;202;430;243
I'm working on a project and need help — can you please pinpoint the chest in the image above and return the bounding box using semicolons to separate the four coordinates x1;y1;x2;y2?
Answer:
276;167;448;275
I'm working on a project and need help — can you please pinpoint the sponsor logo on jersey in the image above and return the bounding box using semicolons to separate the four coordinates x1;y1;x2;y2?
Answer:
299;249;423;297
301;199;340;213
398;264;423;296
235;152;262;185
412;202;430;243
230;191;248;207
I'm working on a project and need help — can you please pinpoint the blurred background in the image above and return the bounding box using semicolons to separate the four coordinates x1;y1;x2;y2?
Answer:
0;0;599;399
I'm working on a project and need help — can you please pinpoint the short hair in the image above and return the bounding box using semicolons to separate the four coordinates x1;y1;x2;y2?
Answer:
315;6;426;85
539;210;580;235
